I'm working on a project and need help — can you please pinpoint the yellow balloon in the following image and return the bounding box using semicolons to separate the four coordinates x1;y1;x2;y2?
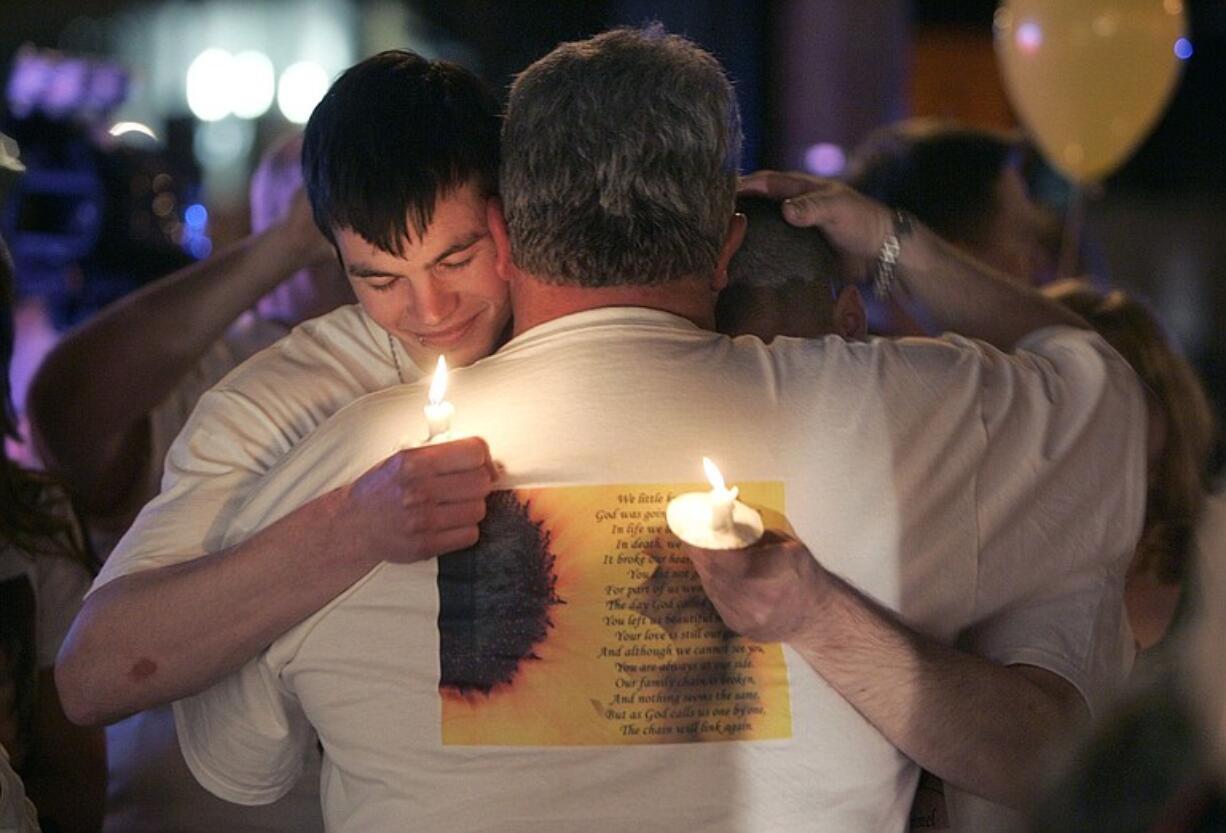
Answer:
995;0;1187;183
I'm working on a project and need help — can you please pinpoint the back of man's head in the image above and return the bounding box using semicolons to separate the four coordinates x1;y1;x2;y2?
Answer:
719;195;842;338
501;26;741;288
719;195;866;341
302;50;500;256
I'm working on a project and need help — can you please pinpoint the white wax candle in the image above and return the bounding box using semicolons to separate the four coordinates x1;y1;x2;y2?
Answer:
424;355;454;443
665;457;764;550
424;401;454;441
703;456;738;532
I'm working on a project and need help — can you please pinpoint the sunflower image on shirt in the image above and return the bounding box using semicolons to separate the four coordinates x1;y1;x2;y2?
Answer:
437;483;793;747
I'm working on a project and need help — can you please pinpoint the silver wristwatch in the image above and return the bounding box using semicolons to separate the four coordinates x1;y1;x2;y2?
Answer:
872;209;915;300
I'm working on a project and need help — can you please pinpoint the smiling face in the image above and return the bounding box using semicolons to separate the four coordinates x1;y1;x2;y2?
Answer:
335;181;510;372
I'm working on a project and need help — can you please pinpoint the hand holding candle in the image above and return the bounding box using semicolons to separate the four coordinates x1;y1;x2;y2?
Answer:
423;356;455;444
666;456;764;549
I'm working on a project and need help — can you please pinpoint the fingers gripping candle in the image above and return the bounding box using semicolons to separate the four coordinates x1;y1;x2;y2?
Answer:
666;457;764;549
423;355;455;444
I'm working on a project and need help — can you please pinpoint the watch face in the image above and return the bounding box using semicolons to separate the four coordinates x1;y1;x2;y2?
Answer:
873;219;908;302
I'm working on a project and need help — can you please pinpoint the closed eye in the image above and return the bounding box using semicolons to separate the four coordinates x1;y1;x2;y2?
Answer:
437;255;474;272
367;277;400;292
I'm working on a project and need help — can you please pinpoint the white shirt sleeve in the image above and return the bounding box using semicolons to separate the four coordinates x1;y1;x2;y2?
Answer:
957;566;1131;718
959;326;1147;712
91;386;293;593
92;310;395;590
174;655;315;806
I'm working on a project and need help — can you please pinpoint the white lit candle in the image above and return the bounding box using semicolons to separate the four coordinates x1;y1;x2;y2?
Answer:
423;355;455;443
666;457;764;549
703;456;737;532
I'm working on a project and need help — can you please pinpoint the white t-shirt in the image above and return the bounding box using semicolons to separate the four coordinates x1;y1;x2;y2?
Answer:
96;303;416;584
176;308;1147;833
94;304;419;833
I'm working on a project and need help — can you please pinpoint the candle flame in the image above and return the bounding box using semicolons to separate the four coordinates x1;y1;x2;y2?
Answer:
702;456;728;493
428;355;448;405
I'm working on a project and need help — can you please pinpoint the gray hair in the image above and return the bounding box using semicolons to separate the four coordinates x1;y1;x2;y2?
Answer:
501;26;742;287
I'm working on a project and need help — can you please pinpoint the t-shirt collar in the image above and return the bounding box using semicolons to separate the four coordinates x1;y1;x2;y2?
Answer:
500;307;703;354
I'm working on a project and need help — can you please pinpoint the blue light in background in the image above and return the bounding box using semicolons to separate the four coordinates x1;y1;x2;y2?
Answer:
188;237;213;260
184;203;208;229
804;143;846;177
1175;38;1194;61
183;203;212;259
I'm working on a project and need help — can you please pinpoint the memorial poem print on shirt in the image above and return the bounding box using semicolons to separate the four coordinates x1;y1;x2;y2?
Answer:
438;482;793;746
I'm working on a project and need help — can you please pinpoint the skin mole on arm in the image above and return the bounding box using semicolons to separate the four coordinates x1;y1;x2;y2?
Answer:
128;658;158;682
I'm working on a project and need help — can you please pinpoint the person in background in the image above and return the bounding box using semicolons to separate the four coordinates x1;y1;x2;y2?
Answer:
1044;279;1217;653
846;118;1053;335
29;131;340;833
1;232;105;833
26;132;350;561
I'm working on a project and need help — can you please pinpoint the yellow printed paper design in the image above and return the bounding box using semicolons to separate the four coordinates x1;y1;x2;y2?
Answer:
438;482;792;746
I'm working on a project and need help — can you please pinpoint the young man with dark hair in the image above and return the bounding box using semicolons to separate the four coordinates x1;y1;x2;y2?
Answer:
301;51;507;371
53;50;508;831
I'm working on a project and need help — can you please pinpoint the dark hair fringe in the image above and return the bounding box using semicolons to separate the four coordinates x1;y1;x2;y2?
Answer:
302;50;501;256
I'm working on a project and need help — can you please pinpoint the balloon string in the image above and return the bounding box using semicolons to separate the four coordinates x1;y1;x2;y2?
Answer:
1056;186;1086;280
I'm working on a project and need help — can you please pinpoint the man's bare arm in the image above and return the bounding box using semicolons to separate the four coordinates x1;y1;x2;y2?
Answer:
55;438;494;727
739;171;1088;349
26;192;333;520
685;534;1088;808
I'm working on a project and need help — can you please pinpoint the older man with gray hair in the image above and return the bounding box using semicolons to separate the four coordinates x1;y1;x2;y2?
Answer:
170;27;1144;833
